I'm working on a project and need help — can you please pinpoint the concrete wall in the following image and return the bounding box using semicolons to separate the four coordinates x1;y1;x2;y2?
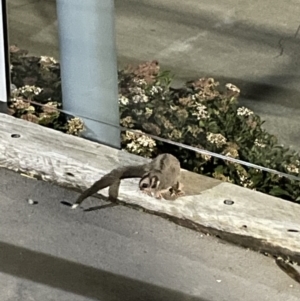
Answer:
7;0;300;149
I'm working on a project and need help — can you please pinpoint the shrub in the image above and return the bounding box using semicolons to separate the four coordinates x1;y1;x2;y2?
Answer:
8;46;300;203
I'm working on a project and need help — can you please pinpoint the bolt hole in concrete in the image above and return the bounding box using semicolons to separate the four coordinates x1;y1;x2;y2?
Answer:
61;201;72;207
27;199;38;205
242;225;247;228
224;199;234;205
287;229;299;233
11;134;21;138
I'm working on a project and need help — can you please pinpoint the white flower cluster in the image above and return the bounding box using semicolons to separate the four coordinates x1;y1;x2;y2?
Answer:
120;116;134;128
201;154;212;161
10;97;30;110
236;169;254;189
133;78;147;86
223;148;239;158
19;85;42;95
145;107;153;119
191;94;199;101
225;83;240;94
119;95;129;105
149;85;163;96
66;117;84;136
192;104;208;120
132;94;149;103
124;130;156;157
42;101;58;113
206;132;227;148
237;107;253;117
135;135;156;148
285;164;299;174
40;56;57;65
129;87;149;103
254;138;266;148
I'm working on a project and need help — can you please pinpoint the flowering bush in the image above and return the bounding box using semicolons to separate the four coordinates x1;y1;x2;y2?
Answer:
118;62;300;202
8;46;300;202
9;46;84;135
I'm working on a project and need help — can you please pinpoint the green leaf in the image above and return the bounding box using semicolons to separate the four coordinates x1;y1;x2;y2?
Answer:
214;165;224;173
251;174;263;186
269;186;292;197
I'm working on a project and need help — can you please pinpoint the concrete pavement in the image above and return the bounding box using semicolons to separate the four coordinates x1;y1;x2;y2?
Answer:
0;167;300;301
3;2;300;300
6;0;300;150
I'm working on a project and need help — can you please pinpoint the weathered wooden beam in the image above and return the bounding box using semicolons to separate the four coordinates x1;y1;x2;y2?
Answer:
0;113;300;262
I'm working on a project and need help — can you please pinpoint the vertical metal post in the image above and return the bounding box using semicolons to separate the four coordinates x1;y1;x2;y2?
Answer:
56;0;120;148
0;0;9;113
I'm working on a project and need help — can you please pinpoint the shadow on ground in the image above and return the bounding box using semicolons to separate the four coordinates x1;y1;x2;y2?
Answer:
0;241;208;301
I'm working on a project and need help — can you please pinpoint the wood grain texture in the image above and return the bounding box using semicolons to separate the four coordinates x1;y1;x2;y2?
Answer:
1;113;300;260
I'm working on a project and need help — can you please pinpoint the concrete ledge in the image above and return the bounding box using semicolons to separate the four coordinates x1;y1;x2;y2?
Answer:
1;113;300;262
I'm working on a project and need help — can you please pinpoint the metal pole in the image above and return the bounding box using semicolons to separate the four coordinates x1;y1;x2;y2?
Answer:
0;0;9;113
56;0;120;148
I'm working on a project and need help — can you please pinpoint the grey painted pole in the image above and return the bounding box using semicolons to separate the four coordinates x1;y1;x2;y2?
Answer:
0;0;9;113
56;0;120;148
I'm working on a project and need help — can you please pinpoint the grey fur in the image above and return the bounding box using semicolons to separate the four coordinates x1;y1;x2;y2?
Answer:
71;153;184;209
